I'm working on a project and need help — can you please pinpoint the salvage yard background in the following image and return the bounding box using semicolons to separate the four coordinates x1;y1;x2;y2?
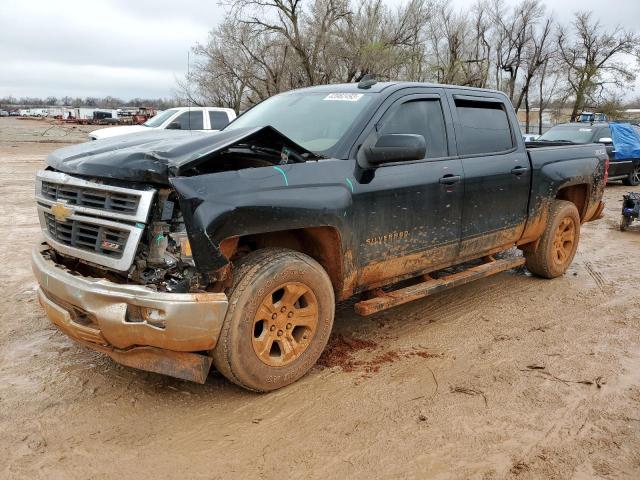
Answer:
0;117;639;478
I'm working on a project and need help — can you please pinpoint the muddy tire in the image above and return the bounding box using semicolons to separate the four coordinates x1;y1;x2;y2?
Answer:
212;248;335;392
622;163;640;186
620;215;632;231
525;200;581;279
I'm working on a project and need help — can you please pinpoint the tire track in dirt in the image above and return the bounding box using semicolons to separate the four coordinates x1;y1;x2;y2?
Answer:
584;261;610;293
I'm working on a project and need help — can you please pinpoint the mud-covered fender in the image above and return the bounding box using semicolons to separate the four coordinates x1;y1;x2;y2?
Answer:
521;148;606;243
170;160;356;275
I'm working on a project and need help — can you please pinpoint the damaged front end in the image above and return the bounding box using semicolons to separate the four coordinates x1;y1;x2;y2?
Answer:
33;170;228;382
33;126;321;382
127;187;204;293
35;170;208;294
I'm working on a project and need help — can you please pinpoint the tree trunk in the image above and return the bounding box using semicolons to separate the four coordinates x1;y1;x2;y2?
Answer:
525;91;530;134
571;87;585;122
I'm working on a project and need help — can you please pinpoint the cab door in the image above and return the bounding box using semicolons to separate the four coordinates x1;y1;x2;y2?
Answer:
168;110;206;131
351;90;464;289
447;93;530;258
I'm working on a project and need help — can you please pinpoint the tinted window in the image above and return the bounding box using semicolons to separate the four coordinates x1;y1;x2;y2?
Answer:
598;127;612;141
379;99;448;158
173;111;204;130
455;99;513;155
208;111;230;130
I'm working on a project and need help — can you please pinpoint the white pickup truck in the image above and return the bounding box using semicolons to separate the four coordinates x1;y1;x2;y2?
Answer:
89;107;237;140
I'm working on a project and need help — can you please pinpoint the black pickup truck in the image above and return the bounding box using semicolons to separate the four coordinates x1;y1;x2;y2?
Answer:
32;81;606;391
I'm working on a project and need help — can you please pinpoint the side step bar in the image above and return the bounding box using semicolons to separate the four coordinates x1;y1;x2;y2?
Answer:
354;256;526;316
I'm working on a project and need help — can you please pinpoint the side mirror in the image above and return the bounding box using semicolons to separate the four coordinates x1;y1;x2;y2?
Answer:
598;137;613;144
363;134;426;166
167;122;182;130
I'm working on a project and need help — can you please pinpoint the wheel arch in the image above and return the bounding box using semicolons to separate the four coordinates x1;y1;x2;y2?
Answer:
220;226;347;299
555;183;589;221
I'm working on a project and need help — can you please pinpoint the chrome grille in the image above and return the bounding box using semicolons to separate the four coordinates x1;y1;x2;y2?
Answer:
43;212;129;259
41;181;140;215
36;170;155;271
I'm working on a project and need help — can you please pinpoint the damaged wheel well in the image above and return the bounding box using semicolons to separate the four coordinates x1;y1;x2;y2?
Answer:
220;227;345;296
556;184;588;221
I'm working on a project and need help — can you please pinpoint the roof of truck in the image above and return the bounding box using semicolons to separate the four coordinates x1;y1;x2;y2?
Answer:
291;81;504;96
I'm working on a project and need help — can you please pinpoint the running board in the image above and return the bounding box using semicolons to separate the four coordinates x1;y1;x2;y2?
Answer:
354;256;526;316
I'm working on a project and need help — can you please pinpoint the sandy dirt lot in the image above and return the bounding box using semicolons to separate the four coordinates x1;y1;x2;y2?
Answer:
1;118;640;479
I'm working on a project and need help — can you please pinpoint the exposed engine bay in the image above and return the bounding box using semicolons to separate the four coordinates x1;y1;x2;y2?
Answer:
43;144;314;294
39;125;324;294
127;188;199;292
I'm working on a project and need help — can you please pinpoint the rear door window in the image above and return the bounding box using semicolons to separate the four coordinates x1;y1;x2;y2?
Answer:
208;111;230;130
379;99;448;159
454;99;514;155
173;111;204;130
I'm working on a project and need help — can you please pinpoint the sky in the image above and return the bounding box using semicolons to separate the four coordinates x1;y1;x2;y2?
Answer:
0;0;639;101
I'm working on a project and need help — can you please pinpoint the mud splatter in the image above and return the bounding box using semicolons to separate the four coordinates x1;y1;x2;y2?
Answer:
316;334;379;371
317;333;442;374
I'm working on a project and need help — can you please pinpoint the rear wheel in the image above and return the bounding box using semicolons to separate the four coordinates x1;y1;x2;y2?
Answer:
525;200;581;279
620;215;632;231
622;163;640;186
212;248;335;392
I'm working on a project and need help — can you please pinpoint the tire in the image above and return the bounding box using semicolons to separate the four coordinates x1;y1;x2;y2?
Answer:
620;215;632;231
525;200;581;279
212;248;335;392
622;163;640;186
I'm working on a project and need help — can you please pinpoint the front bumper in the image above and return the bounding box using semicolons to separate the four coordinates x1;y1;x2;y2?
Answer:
31;245;229;383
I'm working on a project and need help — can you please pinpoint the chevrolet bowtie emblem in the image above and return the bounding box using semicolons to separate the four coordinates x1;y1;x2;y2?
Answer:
51;202;74;222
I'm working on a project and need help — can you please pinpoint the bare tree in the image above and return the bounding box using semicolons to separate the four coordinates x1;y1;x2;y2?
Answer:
558;12;640;120
228;0;351;86
179;0;637;123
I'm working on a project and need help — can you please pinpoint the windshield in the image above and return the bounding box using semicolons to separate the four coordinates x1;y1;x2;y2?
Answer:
538;126;596;143
144;109;178;127
225;92;373;154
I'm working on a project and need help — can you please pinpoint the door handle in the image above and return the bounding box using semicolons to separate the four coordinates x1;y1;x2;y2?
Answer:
439;174;461;185
511;166;529;176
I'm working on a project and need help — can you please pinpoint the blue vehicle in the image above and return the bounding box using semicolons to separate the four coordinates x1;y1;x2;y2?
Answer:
578;112;607;123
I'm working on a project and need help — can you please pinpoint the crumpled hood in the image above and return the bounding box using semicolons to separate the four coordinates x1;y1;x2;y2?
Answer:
46;126;315;184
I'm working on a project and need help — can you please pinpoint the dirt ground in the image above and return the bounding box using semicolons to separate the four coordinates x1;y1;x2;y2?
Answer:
1;117;640;479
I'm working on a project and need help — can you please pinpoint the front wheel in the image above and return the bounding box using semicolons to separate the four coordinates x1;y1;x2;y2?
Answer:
212;248;335;392
622;163;640;186
525;200;581;279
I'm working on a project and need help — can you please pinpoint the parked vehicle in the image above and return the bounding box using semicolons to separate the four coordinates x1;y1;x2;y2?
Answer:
88;107;236;140
0;110;9;117
578;112;607;123
522;133;539;142
33;81;606;391
620;192;640;231
535;122;640;186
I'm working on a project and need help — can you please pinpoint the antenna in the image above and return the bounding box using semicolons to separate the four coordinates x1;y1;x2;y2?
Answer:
358;74;377;90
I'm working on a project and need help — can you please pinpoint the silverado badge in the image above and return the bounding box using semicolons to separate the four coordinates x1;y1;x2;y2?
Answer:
51;202;74;222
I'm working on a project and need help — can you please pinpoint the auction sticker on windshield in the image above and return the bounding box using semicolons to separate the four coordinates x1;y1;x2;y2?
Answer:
324;93;364;102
